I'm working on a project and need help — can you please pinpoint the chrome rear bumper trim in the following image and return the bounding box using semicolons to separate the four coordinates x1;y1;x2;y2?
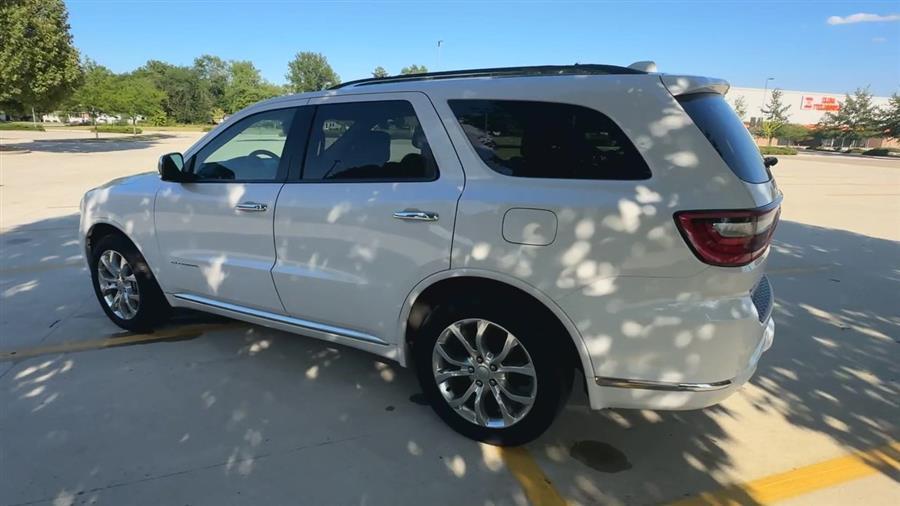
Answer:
594;376;732;392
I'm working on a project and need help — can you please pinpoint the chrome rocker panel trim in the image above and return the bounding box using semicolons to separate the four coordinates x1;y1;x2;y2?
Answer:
594;376;732;392
172;293;392;354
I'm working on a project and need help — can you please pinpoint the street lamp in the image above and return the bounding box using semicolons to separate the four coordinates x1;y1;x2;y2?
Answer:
436;40;444;71
761;77;775;117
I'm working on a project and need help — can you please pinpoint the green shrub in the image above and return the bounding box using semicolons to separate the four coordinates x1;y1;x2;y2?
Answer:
759;146;797;155
201;126;214;132
91;125;142;134
863;147;900;157
0;122;45;131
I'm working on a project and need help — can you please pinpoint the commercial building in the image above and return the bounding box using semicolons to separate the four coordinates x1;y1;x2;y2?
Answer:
725;86;895;148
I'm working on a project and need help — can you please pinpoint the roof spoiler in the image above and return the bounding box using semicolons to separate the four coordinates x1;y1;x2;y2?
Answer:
628;60;657;72
661;75;730;97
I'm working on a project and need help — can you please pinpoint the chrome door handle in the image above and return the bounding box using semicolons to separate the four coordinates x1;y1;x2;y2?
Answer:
235;201;268;212
393;209;439;222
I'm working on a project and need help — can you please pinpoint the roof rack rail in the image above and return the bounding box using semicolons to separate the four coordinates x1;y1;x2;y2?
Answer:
330;63;645;89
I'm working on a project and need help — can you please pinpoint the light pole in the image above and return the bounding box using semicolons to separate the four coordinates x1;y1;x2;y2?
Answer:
436;40;444;71
761;77;774;117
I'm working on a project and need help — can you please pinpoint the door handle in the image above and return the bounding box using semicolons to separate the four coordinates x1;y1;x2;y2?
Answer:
235;201;268;212
393;209;439;222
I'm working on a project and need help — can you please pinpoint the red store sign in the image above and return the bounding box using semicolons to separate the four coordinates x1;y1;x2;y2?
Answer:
801;96;840;111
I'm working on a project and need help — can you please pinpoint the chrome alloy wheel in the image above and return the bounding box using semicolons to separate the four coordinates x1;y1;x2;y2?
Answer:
432;318;537;428
97;249;140;320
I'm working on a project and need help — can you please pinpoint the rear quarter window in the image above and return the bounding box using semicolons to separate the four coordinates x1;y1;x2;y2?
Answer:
449;99;651;180
677;93;771;184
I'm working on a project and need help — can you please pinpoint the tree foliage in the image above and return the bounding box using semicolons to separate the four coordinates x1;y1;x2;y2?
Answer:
0;0;83;114
136;61;212;123
225;60;282;112
758;89;791;145
877;93;900;139
109;74;165;134
817;87;880;142
731;95;748;120
286;52;340;92
372;66;389;78
400;64;428;75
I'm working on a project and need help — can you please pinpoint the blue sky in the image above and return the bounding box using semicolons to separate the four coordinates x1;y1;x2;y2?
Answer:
66;0;899;96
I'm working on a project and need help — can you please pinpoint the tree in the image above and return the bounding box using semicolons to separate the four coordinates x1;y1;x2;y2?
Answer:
66;59;115;138
286;52;340;92
225;60;281;112
136;61;212;123
877;93;900;139
731;95;748;121
400;64;428;75
372;66;389;78
818;87;880;147
778;123;813;145
193;54;229;110
0;0;82;120
759;88;791;145
108;74;165;134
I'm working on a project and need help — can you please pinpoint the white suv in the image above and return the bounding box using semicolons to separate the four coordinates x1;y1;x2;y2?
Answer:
80;64;779;445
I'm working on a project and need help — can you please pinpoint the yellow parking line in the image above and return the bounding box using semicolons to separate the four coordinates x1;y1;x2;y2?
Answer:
500;446;567;506
0;322;242;361
669;441;899;506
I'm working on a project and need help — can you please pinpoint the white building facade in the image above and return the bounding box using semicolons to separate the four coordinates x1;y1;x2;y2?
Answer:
726;86;891;126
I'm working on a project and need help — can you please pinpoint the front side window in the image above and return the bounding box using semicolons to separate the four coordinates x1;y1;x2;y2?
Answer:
192;108;295;181
303;100;437;181
449;99;650;180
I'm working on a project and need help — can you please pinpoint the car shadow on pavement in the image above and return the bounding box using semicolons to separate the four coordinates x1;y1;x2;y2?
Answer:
9;134;176;154
1;216;897;505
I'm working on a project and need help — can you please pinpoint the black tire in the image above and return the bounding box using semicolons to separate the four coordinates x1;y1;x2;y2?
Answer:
89;234;170;332
413;298;573;446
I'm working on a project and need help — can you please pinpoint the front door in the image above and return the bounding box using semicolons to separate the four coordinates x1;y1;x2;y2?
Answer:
155;107;300;313
272;93;465;342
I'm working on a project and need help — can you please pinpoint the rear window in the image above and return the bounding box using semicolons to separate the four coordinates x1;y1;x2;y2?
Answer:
448;99;651;180
678;93;771;184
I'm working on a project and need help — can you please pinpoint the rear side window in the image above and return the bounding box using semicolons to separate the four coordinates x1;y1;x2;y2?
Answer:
678;93;771;184
303;100;437;181
448;99;650;180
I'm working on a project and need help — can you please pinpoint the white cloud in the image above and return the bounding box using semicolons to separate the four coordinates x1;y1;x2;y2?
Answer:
872;37;887;43
826;13;900;25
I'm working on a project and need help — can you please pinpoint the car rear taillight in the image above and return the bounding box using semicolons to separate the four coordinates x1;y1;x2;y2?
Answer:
675;204;781;267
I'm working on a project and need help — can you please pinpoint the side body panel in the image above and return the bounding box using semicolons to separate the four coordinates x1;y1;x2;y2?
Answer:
420;74;776;408
272;92;466;343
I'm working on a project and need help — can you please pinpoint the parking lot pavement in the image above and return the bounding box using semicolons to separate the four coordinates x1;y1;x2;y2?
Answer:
1;136;898;505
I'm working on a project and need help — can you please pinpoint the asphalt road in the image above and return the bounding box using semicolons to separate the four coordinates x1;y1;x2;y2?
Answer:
1;130;898;505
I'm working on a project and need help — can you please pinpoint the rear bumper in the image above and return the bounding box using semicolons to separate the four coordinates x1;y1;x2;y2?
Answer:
587;316;773;410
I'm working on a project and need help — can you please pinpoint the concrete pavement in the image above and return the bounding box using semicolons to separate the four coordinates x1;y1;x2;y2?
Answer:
1;132;897;505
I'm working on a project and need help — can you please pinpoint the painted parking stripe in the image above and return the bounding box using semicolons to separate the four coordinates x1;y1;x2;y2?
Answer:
669;441;899;505
0;322;242;361
499;446;567;506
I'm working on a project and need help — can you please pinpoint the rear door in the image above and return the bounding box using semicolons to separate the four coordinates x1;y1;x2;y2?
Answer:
155;107;304;312
272;92;465;342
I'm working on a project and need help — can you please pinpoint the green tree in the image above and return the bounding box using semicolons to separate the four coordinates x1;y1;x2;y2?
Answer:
0;0;82;120
731;95;748;121
225;60;281;112
759;88;791;145
372;66;389;78
400;64;428;75
286;52;340;92
818;87;880;147
193;54;229;110
66;59;115;138
136;61;212;123
877;93;900;139
778;123;812;145
108;74;165;134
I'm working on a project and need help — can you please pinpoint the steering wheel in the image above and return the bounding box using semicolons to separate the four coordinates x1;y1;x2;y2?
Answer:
249;149;279;160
